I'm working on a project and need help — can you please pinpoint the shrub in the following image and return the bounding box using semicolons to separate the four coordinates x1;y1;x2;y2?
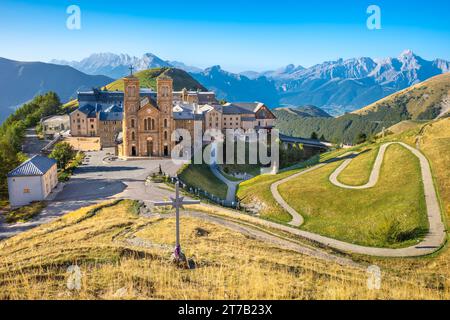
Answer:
50;142;76;169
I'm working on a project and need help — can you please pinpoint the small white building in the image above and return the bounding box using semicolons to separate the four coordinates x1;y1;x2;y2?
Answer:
7;155;58;208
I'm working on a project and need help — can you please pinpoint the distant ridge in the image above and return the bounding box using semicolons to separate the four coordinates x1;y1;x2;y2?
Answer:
274;73;450;144
352;72;450;120
274;105;331;118
0;57;113;123
52;50;450;115
51;53;200;79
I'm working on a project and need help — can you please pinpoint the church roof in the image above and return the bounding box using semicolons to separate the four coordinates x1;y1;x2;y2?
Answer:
172;103;205;120
99;111;123;121
8;155;56;177
78;90;156;104
78;104;97;118
226;102;263;113
220;103;254;115
103;104;122;113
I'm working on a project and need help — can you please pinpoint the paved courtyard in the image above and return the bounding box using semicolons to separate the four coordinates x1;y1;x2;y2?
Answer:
0;148;184;239
55;148;183;203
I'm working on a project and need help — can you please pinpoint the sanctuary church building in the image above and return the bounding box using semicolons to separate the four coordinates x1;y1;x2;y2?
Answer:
69;73;277;158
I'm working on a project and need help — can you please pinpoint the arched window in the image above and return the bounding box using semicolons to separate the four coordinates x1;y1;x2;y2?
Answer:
151;118;155;130
144;119;148;131
129;86;136;97
131;131;135;141
131;119;135;128
164;131;168;140
164;119;168;128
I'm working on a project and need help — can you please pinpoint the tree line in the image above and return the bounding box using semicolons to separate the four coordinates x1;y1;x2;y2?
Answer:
273;104;413;145
0;92;62;197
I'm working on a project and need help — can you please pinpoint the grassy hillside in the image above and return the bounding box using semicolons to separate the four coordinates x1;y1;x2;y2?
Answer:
1;199;449;299
274;110;382;144
419;118;450;222
105;67;207;92
177;164;228;200
383;120;428;136
278;143;427;248
354;73;450;119
337;146;379;186
274;73;450;144
238;118;449;248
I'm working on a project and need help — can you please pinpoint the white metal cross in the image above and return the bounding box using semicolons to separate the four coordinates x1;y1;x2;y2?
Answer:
153;181;200;253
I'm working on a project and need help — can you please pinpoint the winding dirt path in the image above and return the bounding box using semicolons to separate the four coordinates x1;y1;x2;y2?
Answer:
271;142;446;257
271;165;326;227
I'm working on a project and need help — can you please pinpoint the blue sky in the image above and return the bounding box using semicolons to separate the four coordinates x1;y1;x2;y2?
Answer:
1;0;449;72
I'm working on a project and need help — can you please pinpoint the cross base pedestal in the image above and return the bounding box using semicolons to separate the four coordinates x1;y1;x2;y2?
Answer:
171;245;189;268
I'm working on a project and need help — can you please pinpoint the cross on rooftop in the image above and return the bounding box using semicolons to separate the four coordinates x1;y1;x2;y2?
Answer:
153;181;200;259
129;65;134;76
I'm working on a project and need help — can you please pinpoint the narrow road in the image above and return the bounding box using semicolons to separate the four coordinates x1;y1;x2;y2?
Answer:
22;128;50;156
270;142;446;257
0;149;182;239
209;163;241;202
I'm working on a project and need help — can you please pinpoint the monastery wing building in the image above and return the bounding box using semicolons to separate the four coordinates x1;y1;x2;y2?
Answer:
69;74;276;158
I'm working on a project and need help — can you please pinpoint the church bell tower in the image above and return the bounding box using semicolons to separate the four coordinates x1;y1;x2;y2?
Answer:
123;74;140;157
157;75;174;157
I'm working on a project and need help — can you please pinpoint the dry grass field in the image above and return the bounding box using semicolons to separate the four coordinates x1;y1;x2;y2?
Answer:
0;199;449;300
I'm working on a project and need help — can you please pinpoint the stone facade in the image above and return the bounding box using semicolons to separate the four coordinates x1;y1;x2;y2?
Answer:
70;74;277;157
41;115;70;137
121;75;175;157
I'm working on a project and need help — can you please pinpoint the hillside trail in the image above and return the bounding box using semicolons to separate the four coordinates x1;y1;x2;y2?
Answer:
270;142;446;257
126;210;363;269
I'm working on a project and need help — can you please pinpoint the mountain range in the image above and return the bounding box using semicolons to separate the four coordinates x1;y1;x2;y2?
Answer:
51;53;202;79
51;50;450;116
273;105;332;118
0;58;112;123
273;72;450;144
